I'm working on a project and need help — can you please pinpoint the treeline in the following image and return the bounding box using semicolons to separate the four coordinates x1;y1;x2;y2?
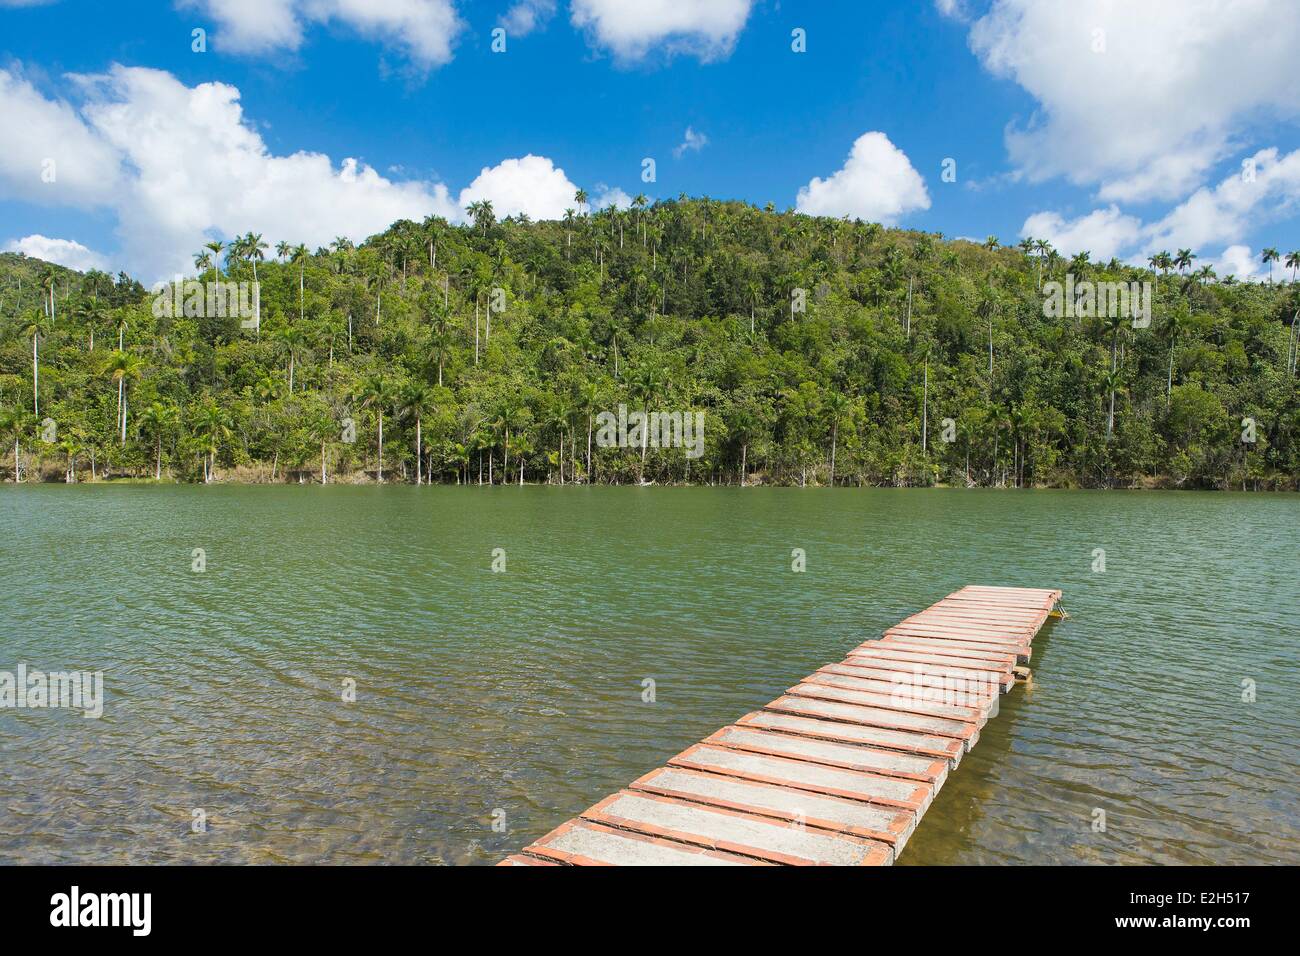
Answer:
1;199;1298;489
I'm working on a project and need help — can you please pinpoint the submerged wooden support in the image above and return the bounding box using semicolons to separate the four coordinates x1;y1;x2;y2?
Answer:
502;584;1061;866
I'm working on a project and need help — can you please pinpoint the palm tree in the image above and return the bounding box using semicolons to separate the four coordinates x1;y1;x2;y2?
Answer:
825;391;850;485
1163;308;1186;406
21;311;42;414
1285;250;1300;283
39;266;59;329
977;287;998;382
1102;310;1127;372
983;236;1000;251
204;240;225;280
1102;367;1124;438
629;362;661;482
466;200;495;235
360;373;394;482
428;325;452;386
400;381;438;485
1174;248;1195;274
1148;250;1172;304
73;299;106;351
244;232;267;333
275;324;309;392
195;402;232;483
1032;238;1052;287
106;350;143;445
138;402;179;479
488;393;529;484
1262;247;1280;283
276;240;292;262
291;244;309;321
57;432;85;483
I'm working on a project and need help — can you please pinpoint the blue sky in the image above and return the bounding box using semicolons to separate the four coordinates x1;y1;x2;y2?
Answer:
1;0;1298;282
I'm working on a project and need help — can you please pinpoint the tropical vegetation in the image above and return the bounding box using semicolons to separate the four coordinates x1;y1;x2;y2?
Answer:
2;198;1298;490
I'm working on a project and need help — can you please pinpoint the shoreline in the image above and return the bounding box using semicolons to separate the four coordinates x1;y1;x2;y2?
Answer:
3;470;1294;492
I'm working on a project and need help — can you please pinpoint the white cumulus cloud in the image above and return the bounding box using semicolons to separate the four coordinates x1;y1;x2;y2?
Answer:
591;184;632;210
1020;205;1144;261
0;68;123;207
795;132;930;225
1022;146;1300;278
673;126;708;158
967;0;1300;202
180;0;463;68
570;0;753;62
457;154;580;221
499;0;555;37
1213;244;1261;281
0;64;463;279
4;235;109;272
933;0;968;21
1142;146;1300;255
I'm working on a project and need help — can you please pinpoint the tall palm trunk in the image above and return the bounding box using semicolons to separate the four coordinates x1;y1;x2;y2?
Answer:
377;413;384;482
32;335;38;414
921;358;929;456
1167;343;1175;406
830;422;839;485
415;416;422;485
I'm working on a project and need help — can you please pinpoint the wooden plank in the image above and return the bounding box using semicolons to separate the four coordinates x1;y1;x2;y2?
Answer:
947;592;1056;607
849;644;1015;676
667;743;934;813
925;603;1046;621
764;694;979;750
956;584;1059;596
735;710;964;766
879;634;1029;663
630;765;917;848
806;668;998;719
884;625;1030;649
823;660;1000;699
703;724;948;786
790;678;988;726
496;854;560;866
906;614;1036;633
887;621;1031;640
522;818;770;866
841;652;1016;692
580;791;894;866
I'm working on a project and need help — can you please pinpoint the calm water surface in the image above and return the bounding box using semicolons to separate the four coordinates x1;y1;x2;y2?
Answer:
1;485;1296;865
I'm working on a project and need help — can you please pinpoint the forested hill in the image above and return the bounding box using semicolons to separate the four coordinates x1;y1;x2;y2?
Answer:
2;199;1298;488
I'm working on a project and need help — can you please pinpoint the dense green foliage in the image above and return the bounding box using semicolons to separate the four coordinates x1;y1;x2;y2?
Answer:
2;200;1298;488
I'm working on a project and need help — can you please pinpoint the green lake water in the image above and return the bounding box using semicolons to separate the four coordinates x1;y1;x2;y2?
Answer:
1;485;1297;865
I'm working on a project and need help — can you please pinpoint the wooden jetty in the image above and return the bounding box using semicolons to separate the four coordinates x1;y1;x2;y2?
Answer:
501;585;1062;866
